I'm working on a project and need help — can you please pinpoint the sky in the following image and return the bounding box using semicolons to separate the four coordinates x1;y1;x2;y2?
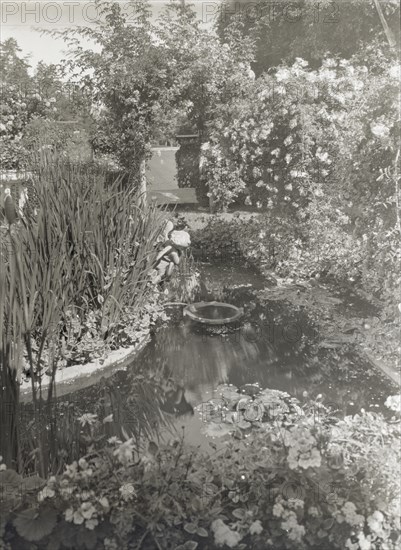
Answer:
1;1;222;70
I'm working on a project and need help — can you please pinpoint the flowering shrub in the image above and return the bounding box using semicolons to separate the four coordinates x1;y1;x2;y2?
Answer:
200;50;400;315
2;389;400;549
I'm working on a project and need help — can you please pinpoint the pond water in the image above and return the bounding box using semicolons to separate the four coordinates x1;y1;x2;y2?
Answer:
66;262;397;454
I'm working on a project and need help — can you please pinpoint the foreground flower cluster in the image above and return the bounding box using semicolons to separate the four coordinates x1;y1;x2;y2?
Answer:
1;388;400;549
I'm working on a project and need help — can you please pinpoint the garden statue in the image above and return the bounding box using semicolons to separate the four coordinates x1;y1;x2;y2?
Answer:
151;220;191;285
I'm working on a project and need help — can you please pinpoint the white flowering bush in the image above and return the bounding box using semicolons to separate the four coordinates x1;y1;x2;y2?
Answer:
200;49;400;316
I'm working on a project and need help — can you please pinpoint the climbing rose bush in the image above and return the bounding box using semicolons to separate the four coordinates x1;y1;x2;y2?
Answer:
200;52;400;314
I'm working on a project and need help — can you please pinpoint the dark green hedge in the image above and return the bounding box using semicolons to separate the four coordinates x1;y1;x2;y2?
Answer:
176;142;209;206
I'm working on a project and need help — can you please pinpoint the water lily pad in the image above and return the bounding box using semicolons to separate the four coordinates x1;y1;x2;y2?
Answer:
236;396;252;411
237;420;252;430
239;384;260;397
221;388;241;407
243;401;264;422
201;422;234;438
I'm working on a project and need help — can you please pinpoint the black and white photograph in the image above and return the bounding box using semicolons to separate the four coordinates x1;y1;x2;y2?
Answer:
0;1;400;548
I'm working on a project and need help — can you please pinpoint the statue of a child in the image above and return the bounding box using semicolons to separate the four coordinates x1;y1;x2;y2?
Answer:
151;221;191;285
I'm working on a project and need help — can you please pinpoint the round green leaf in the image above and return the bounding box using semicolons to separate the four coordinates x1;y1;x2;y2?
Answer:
13;507;57;542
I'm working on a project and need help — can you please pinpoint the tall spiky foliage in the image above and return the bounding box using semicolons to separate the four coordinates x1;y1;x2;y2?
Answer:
1;149;167;476
0;229;23;471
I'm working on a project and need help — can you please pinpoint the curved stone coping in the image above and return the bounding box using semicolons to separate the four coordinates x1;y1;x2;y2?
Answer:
19;334;151;403
183;301;244;325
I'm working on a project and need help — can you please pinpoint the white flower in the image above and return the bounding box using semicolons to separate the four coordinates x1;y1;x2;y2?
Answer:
73;510;85;525
295;57;308;67
342;502;364;526
284;183;293;191
211;519;242;548
290;170;308;179
284;136;293;147
276;68;290;82
385;395;401;412
119;483;136;501
103;414;113;423
370;123;390;139
65;508;74;522
273;502;285;517
367;511;384;537
99;497;110;510
357;532;372;550
320;69;336;81
78;413;98;427
37;487;55;502
389;65;400;79
80;502;96;520
113;439;135;464
275;85;286;95
281;511;305;542
85;518;99;530
316;150;329;162
353;80;364;90
345;539;358;550
78;458;89;470
249;520;263;535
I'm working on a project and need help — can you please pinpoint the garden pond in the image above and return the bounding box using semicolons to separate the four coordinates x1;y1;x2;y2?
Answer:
56;262;398;453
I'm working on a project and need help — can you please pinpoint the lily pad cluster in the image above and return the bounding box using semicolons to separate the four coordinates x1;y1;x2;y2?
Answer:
197;383;304;439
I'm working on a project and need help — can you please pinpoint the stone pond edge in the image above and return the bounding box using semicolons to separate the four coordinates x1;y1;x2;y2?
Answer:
19;333;151;403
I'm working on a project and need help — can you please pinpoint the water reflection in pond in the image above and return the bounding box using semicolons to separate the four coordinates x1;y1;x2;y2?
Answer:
71;263;398;453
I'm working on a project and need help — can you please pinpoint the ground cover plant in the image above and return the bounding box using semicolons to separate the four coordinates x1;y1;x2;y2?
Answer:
0;388;399;549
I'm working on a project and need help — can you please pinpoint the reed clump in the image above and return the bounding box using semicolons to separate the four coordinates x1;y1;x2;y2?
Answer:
1;151;166;476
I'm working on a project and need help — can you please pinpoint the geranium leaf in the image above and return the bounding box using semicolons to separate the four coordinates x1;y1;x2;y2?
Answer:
21;475;45;492
0;469;22;488
184;523;197;534
232;508;246;520
77;528;98;549
13;507;57;541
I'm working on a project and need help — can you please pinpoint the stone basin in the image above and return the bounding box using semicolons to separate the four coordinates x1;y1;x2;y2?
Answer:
183;301;244;325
